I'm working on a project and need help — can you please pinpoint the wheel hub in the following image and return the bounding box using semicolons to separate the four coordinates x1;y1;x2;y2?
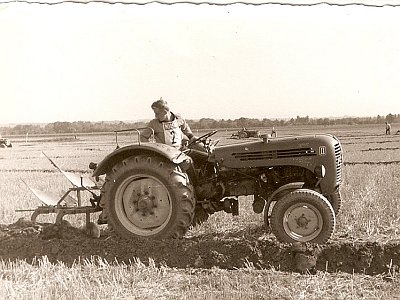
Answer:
283;203;323;241
136;193;157;216
118;177;171;232
295;213;310;228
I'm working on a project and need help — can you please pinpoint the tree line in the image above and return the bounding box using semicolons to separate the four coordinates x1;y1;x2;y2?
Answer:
1;114;399;136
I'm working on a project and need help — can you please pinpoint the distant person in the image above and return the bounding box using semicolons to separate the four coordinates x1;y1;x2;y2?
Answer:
140;98;197;149
385;122;391;135
271;126;277;137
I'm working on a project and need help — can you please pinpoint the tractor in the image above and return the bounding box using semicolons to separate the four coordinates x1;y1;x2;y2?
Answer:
88;129;343;244
231;127;261;139
0;138;12;148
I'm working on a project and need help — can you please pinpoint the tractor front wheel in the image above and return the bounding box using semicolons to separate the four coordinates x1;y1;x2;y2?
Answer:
327;189;342;215
102;155;195;239
270;189;335;244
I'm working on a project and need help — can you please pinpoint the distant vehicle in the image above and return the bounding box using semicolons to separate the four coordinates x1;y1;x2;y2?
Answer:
231;128;261;139
0;138;12;148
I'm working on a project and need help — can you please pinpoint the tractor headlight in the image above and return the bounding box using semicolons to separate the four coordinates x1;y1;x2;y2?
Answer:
314;165;326;178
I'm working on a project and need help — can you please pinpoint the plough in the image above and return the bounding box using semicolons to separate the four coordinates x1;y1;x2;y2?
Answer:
16;128;152;228
17;152;102;227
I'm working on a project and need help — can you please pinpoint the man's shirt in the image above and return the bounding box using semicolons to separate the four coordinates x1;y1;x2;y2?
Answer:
142;112;194;149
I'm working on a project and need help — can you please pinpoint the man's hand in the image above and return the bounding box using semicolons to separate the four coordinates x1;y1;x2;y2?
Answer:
182;136;198;148
189;136;199;144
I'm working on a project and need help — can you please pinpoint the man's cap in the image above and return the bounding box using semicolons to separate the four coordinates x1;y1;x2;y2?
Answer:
151;97;169;111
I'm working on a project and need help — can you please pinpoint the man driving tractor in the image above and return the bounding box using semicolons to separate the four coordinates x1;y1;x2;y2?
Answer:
92;97;341;244
140;98;198;149
99;97;198;224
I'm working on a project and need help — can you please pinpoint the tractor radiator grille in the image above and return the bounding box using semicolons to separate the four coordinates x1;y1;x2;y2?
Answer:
232;148;316;161
334;142;343;184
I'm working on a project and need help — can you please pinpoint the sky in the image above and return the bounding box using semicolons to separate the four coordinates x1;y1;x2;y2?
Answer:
1;1;400;125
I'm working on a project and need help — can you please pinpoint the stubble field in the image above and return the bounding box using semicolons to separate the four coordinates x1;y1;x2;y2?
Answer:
0;124;400;299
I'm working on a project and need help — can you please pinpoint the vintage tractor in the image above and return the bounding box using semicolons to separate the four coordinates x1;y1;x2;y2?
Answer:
0;138;12;148
88;129;343;244
231;127;261;139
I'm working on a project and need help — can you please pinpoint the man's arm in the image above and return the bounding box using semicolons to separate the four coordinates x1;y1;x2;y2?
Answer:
181;121;194;139
174;114;194;140
140;120;156;142
181;120;200;143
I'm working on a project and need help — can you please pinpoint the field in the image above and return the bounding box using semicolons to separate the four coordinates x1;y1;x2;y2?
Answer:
1;124;400;299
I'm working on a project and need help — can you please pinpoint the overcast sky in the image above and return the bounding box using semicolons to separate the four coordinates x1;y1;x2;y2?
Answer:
1;2;400;124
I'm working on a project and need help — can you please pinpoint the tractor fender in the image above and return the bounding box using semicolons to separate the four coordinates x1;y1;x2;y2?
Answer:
92;143;190;177
264;182;305;227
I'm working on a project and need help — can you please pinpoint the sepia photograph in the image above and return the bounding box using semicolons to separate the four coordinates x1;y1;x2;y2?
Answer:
1;0;400;298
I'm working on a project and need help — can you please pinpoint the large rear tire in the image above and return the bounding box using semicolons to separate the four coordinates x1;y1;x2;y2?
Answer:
102;155;195;239
238;132;247;139
192;206;210;226
270;189;335;244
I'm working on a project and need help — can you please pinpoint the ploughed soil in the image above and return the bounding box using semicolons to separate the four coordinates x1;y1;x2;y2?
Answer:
1;218;399;275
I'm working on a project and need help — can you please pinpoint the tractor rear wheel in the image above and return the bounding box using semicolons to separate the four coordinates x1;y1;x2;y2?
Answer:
238;132;247;139
270;189;335;244
102;155;195;239
192;206;210;226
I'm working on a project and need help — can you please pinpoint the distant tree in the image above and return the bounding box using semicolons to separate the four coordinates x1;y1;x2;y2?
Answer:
4;113;400;136
197;118;215;129
385;113;395;123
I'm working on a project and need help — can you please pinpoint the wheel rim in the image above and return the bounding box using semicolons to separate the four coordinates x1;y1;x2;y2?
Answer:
282;202;323;242
114;174;172;236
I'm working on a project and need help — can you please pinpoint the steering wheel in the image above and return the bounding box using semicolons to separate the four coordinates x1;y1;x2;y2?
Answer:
187;130;218;147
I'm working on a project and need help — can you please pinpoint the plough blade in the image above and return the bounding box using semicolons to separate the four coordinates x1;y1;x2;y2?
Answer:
21;180;60;206
21;179;78;206
60;170;96;188
61;192;78;206
41;151;96;188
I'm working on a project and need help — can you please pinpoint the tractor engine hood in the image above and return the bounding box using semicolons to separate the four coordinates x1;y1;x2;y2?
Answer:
211;134;342;171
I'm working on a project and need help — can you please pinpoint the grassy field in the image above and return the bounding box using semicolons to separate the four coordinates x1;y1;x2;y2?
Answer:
1;124;400;299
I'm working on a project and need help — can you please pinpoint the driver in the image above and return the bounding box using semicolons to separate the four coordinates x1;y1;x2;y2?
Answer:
140;98;198;149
